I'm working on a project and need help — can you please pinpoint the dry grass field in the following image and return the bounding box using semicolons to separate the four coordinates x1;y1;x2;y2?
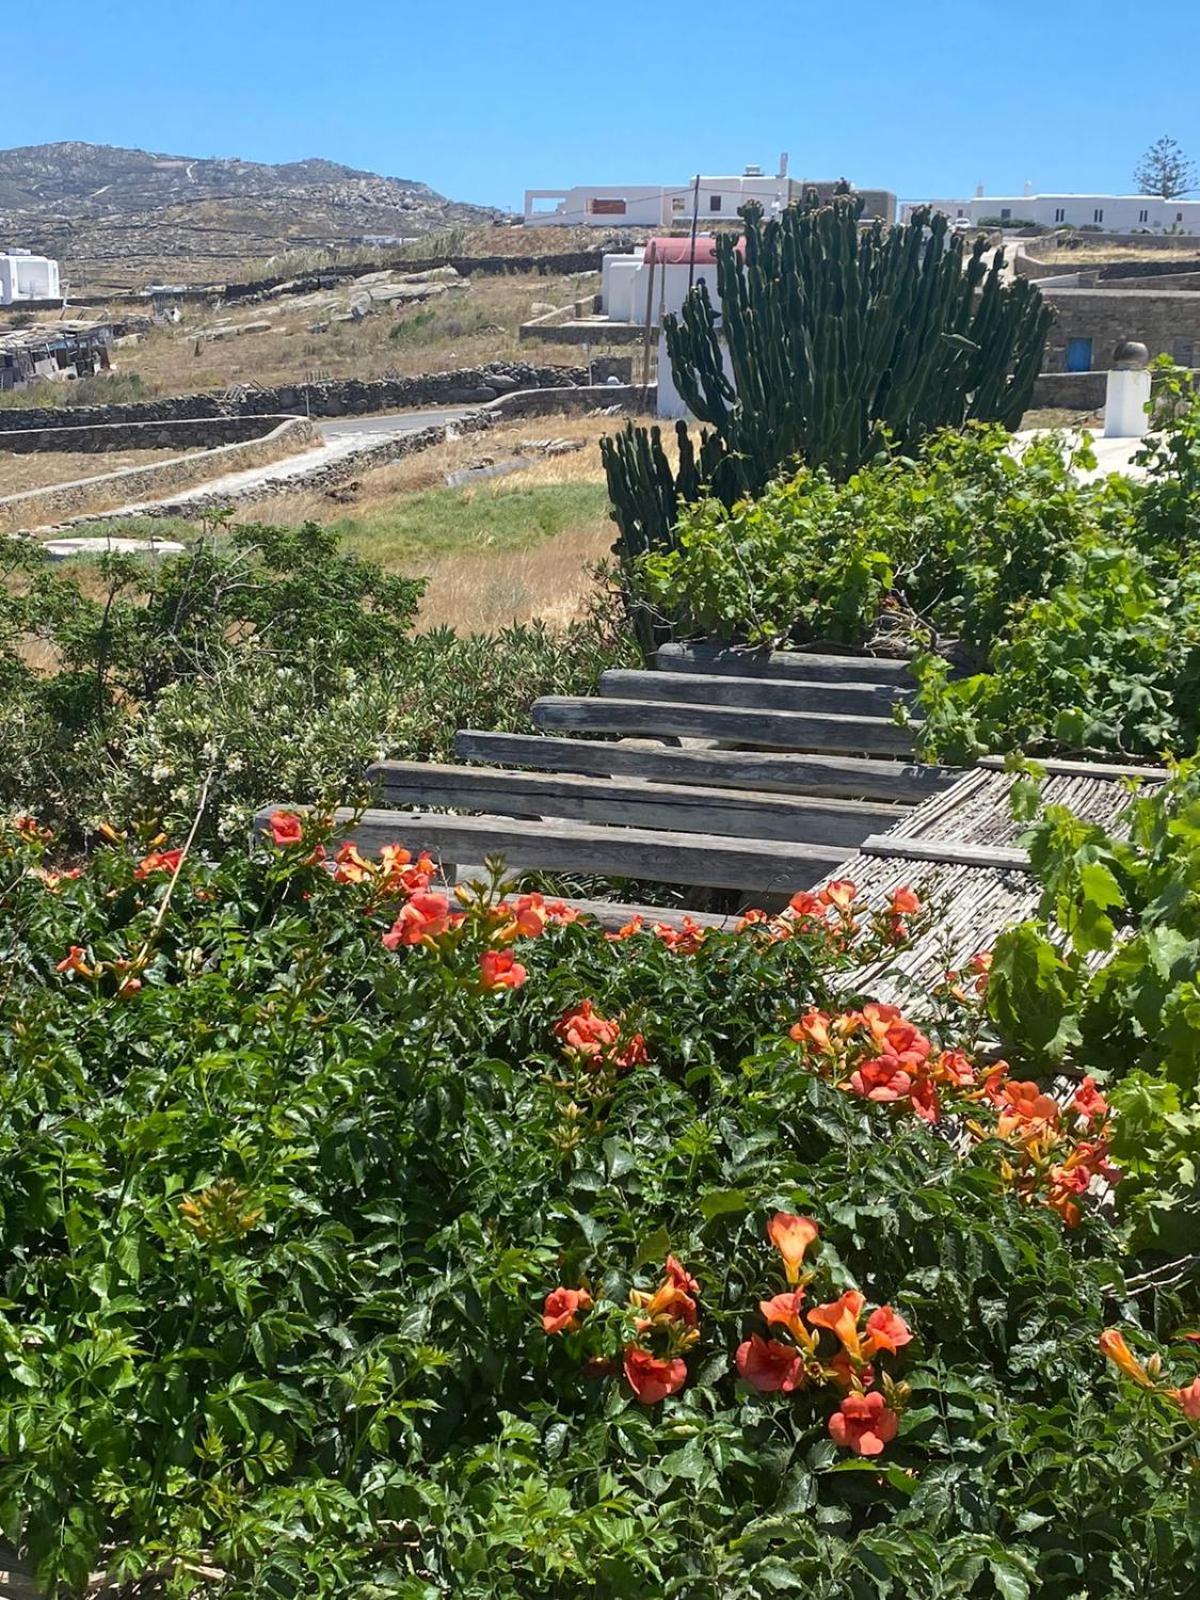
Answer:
95;271;602;398
0;445;201;496
67;413;644;633
1031;240;1200;265
234;412;638;630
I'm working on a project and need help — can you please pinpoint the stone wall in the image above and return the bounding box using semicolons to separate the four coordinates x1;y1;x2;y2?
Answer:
1040;288;1200;371
1029;367;1200;410
0;414;293;454
53;383;657;525
222;252;605;303
0;362;588;432
0;417;316;530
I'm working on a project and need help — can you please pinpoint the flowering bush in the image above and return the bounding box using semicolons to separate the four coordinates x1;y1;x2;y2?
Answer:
0;814;1196;1598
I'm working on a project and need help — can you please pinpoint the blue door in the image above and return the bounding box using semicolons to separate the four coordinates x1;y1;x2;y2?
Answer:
1066;337;1094;372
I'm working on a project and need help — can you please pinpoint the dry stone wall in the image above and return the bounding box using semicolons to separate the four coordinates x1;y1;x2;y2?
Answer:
0;363;587;433
0;415;293;454
0;418;316;530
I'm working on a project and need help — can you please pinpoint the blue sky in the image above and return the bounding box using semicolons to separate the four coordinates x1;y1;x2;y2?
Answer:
5;0;1199;210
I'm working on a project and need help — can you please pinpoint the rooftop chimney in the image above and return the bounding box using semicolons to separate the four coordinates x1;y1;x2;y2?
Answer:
779;151;789;178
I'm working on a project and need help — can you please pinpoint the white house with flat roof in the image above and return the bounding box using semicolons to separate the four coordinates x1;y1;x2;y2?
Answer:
526;164;896;228
901;193;1200;234
0;249;60;304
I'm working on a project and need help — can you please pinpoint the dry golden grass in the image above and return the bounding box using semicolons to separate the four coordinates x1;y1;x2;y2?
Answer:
94;272;611;399
230;411;640;633
235;412;621;525
1033;241;1200;265
415;522;616;631
0;445;201;496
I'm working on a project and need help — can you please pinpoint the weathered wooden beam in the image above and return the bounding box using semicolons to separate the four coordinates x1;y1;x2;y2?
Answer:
657;642;913;685
273;808;848;892
531;696;915;756
599;668;911;715
366;759;900;846
976;755;1169;781
453;730;957;802
859;834;1032;870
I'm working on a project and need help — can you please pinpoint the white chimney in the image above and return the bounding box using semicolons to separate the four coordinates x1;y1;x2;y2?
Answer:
779;151;789;178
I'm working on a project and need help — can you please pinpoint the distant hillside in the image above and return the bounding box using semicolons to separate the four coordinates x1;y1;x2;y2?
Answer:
0;141;498;277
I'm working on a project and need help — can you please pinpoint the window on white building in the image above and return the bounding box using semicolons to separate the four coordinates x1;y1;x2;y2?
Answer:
672;198;686;215
1093;208;1104;223
1054;208;1065;222
587;198;627;216
709;194;722;213
1138;209;1149;223
1178;212;1185;223
1000;207;1012;220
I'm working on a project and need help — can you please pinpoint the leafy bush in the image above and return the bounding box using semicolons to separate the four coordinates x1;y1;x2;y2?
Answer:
637;375;1200;762
986;757;1200;1254
639;424;1104;653
0;521;631;842
1;819;1197;1598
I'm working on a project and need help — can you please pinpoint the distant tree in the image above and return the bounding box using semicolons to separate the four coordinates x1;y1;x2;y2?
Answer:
1134;136;1196;199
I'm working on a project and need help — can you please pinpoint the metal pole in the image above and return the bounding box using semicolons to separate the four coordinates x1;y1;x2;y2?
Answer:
641;246;657;388
688;173;701;295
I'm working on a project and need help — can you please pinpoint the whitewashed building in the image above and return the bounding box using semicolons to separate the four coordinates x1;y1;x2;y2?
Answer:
526;164;895;228
901;193;1200;235
0;249;61;304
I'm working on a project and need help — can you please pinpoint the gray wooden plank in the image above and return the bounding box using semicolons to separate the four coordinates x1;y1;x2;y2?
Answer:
600;667;911;715
859;833;1031;870
531;696;915;756
454;730;958;802
268;808;847;892
657;642;914;684
976;755;1169;781
366;759;901;846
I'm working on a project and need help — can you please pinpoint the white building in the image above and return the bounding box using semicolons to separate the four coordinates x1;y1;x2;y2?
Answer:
901;193;1200;235
526;164;896;228
0;249;61;304
602;236;733;329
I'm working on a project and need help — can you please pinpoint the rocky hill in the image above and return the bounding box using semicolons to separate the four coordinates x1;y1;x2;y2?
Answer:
0;142;498;279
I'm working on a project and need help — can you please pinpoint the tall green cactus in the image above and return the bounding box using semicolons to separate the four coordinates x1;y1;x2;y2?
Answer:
602;197;1052;591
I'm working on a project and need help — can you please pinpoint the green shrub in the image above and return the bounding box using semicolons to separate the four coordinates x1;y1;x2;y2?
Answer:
985;756;1200;1253
0;521;632;843
637;376;1200;761
0;820;1196;1597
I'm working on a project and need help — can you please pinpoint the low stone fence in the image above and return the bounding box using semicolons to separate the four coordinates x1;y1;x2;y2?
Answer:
0;363;588;432
1029;367;1200;410
0;414;294;454
0;417;316;530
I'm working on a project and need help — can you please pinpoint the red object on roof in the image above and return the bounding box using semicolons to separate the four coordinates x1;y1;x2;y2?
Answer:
643;235;744;265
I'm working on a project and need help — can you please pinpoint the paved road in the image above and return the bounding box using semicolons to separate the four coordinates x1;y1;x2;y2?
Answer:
318;406;475;440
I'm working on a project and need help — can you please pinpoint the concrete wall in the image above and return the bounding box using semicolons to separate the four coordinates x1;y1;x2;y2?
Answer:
1040;287;1200;371
0;415;298;454
0;363;588;432
0;417;316;530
